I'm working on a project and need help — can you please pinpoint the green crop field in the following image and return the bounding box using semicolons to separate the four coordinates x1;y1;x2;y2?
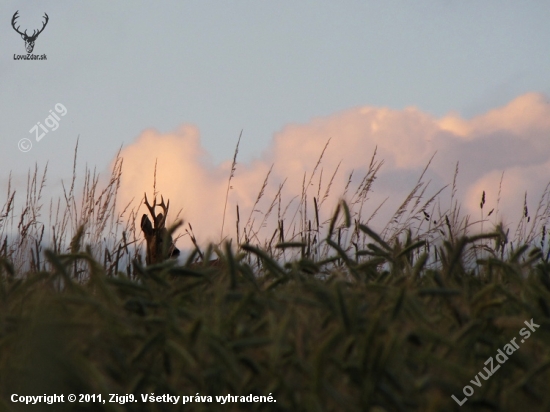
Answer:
1;148;550;412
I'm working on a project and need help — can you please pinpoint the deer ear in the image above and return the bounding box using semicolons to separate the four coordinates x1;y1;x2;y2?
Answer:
20;34;25;39
141;214;153;235
155;213;164;228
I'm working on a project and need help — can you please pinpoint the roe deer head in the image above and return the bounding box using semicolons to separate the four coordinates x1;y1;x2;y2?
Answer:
141;193;180;265
11;11;49;54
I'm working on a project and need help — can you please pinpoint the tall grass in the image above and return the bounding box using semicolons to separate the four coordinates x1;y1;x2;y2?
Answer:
1;142;550;411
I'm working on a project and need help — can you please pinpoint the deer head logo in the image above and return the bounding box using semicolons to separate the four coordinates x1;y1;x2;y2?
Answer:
141;193;180;265
11;11;49;54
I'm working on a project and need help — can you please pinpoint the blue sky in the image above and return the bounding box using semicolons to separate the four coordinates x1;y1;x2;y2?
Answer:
2;2;549;167
1;2;550;242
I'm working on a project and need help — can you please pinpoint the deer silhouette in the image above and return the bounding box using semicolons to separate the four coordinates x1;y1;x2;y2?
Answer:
141;193;180;265
11;11;49;54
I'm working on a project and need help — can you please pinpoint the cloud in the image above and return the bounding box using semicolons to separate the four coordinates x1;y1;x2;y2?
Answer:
115;92;550;250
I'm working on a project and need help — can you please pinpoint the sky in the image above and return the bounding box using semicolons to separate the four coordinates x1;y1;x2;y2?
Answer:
1;2;550;248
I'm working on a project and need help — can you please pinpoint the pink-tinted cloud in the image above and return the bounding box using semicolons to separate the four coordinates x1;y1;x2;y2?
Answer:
116;92;550;250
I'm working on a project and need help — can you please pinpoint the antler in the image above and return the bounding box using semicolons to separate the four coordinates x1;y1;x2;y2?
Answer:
143;192;157;221
31;13;49;39
11;11;48;39
143;193;169;229
157;196;169;229
11;11;25;37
